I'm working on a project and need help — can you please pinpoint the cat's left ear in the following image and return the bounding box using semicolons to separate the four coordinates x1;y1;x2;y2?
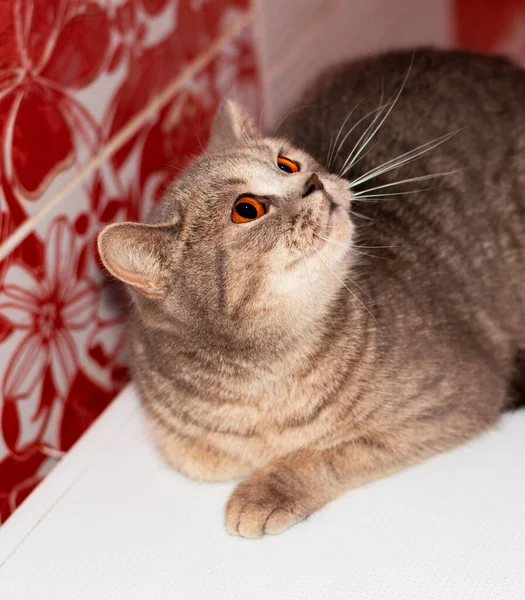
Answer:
208;99;259;152
97;221;178;298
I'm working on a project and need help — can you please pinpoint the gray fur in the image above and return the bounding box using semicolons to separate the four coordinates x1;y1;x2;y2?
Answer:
98;49;525;538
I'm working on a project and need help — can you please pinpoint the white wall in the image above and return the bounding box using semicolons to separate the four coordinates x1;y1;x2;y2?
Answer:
255;0;453;126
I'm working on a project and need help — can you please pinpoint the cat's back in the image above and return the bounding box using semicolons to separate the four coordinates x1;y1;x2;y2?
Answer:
281;47;525;347
281;48;525;233
281;48;525;167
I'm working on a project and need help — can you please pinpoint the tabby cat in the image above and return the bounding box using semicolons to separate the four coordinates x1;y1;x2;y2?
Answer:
98;49;525;538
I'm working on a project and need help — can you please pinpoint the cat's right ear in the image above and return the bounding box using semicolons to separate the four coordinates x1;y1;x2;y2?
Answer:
97;222;177;298
207;99;259;152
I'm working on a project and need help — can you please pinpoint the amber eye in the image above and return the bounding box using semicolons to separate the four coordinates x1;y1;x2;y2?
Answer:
232;196;266;223
277;156;299;174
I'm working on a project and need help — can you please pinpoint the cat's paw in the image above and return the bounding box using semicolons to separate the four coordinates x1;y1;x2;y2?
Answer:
225;471;311;538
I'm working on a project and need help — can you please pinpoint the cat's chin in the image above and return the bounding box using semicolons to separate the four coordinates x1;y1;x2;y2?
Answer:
324;203;353;248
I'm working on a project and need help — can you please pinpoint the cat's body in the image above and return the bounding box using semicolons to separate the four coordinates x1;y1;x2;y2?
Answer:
99;49;525;538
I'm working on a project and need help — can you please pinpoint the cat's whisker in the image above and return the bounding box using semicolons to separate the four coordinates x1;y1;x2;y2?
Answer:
350;247;390;260
353;185;442;200
326;133;335;170
332;102;388;175
350;170;461;196
349;136;459;188
315;234;349;249
306;240;377;323
336;101;393;176
347;129;462;187
257;106;267;136
349;209;375;221
316;234;390;261
321;239;397;249
164;163;185;173
273;104;316;136
327;98;365;169
338;87;390;176
196;134;206;154
334;83;384;174
359;244;398;249
345;141;379;173
340;54;415;176
300;251;314;285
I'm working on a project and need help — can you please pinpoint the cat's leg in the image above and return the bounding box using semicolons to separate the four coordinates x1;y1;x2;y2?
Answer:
225;413;497;538
150;418;253;482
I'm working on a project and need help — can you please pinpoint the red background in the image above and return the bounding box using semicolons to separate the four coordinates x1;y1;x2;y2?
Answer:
0;0;260;523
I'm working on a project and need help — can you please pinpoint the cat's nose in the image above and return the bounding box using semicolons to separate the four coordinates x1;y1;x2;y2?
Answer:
302;174;324;197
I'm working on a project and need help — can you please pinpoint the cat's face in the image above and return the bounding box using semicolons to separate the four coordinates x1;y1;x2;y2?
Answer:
98;101;354;346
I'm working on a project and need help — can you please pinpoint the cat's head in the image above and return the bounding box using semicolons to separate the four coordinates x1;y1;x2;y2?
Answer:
98;101;354;349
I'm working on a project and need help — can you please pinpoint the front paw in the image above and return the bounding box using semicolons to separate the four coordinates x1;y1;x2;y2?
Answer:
225;471;311;538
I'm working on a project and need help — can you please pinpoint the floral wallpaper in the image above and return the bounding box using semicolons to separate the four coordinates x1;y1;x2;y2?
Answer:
0;0;259;523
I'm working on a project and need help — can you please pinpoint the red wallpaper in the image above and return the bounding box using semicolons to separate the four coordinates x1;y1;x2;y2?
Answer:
454;0;525;62
0;0;260;523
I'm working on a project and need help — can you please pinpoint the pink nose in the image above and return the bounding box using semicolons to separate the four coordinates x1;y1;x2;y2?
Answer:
303;174;324;197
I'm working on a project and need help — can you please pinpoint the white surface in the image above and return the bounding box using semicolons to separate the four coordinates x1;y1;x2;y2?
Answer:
1;385;525;599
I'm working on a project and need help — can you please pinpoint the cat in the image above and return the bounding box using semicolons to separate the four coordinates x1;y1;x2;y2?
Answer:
98;48;525;538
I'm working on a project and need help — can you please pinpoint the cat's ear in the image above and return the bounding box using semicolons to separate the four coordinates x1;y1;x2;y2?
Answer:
207;99;259;152
97;222;177;298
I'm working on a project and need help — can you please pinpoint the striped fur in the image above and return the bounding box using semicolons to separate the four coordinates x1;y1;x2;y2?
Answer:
98;50;525;538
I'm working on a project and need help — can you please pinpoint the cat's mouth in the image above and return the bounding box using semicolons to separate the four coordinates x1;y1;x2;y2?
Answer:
307;197;338;253
285;191;345;263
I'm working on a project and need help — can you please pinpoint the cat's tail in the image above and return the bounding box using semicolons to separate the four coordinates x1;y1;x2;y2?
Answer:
506;349;525;410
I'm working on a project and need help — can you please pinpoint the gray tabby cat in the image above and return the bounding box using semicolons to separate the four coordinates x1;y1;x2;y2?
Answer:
98;49;525;538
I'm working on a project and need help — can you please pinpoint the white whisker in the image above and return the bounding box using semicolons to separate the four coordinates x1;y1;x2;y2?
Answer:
327;98;365;170
335;80;384;174
306;240;377;323
338;88;389;176
273;104;316;136
315;235;349;249
353;185;441;199
349;209;375;221
356;244;397;249
333;102;393;175
317;235;390;261
301;250;313;285
350;247;389;260
337;100;391;176
258;106;267;136
340;54;415;177
350;170;461;196
349;129;462;189
326;133;335;170
345;141;379;173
